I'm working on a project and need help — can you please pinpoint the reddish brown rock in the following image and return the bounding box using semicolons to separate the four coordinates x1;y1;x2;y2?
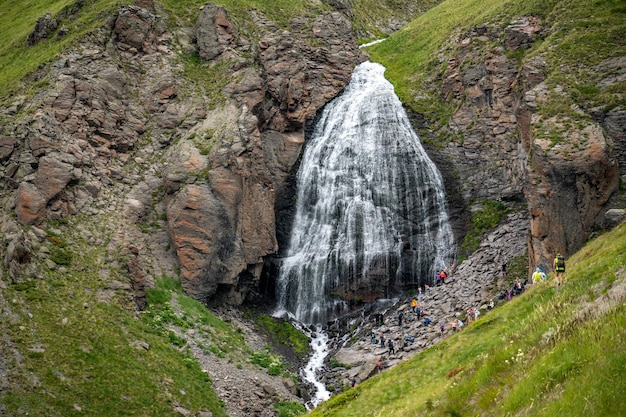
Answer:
28;134;55;157
166;184;246;301
432;17;621;273
52;82;76;122
135;0;155;12
258;12;362;130
35;155;74;202
526;122;619;268
194;3;237;61
15;183;47;225
112;5;158;52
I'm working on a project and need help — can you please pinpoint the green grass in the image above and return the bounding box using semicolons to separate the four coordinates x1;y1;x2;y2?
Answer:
0;217;232;416
143;274;249;361
525;0;626;130
367;0;515;116
0;0;326;102
0;0;127;100
460;200;510;257
366;0;626;143
250;347;287;376
159;0;318;30
348;0;441;42
275;401;307;417
254;314;310;355
308;221;626;417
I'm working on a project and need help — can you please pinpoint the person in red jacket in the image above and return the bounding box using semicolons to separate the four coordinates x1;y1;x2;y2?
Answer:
440;269;448;283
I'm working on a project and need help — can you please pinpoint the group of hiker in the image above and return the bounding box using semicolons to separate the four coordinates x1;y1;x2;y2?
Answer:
531;253;566;287
371;279;472;358
365;254;567;381
500;253;567;302
434;265;454;286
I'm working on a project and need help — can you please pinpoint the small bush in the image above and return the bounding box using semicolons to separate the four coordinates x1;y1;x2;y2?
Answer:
460;200;509;256
274;401;306;417
254;315;309;355
168;330;186;347
251;349;286;376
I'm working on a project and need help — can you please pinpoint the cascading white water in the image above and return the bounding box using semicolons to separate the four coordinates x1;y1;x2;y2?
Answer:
277;61;455;325
295;324;331;409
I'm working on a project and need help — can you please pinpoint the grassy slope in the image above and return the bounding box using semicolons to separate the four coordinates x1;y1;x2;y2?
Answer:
0;0;327;100
1;217;306;416
0;0;128;100
348;0;442;43
0;0;442;100
366;0;626;138
0;2;319;414
1;217;229;416
310;221;626;417
365;0;515;126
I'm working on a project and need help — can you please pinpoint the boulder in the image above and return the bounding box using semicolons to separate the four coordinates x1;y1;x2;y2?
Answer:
0;136;16;162
27;12;58;46
35;154;75;202
166;184;246;302
194;3;237;61
605;209;626;229
111;5;159;52
15;183;47;225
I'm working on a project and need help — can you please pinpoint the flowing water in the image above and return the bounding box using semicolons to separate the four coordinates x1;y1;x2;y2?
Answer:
276;61;455;404
296;324;331;409
277;61;455;326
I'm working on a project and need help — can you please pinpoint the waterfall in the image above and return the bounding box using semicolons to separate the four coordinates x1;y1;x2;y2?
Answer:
277;61;455;325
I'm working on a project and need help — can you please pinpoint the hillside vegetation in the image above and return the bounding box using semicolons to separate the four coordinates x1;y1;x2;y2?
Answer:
0;216;228;416
309;221;626;416
367;0;626;141
0;0;441;100
0;213;309;415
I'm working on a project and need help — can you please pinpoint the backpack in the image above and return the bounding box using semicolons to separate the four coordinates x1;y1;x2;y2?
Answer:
556;255;565;271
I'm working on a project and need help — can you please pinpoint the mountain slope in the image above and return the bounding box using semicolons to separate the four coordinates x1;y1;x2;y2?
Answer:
0;217;229;416
0;0;624;415
309;221;626;416
367;0;626;269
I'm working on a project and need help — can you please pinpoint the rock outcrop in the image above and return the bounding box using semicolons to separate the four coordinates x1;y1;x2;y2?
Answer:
163;4;363;304
27;12;58;46
429;17;623;271
1;2;363;308
524;119;619;269
1;0;623;323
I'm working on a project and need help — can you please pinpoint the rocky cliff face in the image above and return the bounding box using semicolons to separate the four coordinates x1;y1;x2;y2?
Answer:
428;17;624;272
1;1;364;308
167;4;364;305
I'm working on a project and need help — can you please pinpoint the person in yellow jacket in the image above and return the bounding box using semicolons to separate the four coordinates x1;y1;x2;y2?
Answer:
553;254;566;287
